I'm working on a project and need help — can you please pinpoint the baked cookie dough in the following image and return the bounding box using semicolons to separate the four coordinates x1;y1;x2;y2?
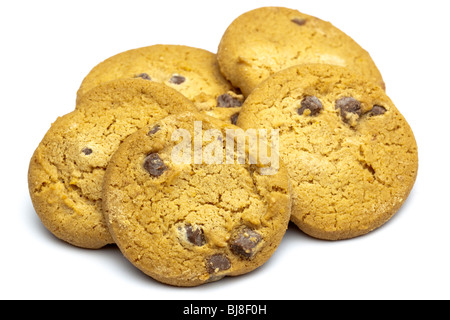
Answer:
236;64;418;240
77;44;243;123
217;6;385;97
103;112;291;286
28;79;197;249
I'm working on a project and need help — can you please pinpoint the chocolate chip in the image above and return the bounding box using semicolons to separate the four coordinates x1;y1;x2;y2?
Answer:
298;96;323;116
143;153;167;177
335;97;362;121
169;74;185;85
185;224;206;246
82;147;92;155
206;254;231;274
291;18;307;26
230;228;262;259
217;94;243;108
147;124;161;135
135;73;151;80
230;113;239;125
370;105;387;116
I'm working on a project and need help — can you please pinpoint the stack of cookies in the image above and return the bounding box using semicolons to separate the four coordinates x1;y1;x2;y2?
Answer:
28;7;418;287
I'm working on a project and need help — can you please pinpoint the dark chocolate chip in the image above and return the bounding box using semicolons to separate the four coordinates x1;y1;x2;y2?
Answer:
143;153;167;177
169;74;185;85
82;147;93;155
217;93;243;108
147;124;161;135
298;96;323;116
135;73;151;80
291;18;307;26
335;97;362;121
230;113;239;125
230;228;262;259
185;224;206;246
370;105;387;116
206;254;231;274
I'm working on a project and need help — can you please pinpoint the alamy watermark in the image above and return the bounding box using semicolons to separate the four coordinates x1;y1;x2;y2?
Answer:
170;121;279;175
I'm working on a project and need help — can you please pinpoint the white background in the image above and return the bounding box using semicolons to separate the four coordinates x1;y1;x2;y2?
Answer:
1;0;449;300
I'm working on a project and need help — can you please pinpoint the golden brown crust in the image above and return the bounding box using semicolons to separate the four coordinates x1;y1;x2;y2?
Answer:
237;64;418;240
218;6;385;97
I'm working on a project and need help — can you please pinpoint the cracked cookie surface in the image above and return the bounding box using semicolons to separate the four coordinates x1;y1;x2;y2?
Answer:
237;64;418;240
77;44;244;123
217;6;385;97
28;79;197;249
102;112;291;286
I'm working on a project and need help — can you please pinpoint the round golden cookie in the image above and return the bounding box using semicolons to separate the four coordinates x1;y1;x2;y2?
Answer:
77;44;244;123
236;64;418;240
102;112;292;286
28;79;197;249
217;6;385;97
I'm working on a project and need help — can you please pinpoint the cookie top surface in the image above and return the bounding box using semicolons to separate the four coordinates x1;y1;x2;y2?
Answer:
217;6;385;96
102;112;291;286
77;44;244;123
28;79;197;249
237;64;418;240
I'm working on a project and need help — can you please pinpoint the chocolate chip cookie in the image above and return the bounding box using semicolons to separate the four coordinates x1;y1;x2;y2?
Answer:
217;6;385;97
236;64;418;240
77;44;244;123
28;79;197;249
102;112;292;286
